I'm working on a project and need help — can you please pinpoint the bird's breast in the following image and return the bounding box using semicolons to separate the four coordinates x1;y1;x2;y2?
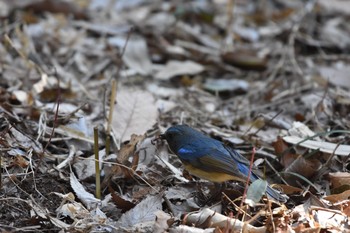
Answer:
183;163;246;183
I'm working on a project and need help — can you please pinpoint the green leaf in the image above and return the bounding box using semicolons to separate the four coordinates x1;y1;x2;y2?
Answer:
245;180;268;207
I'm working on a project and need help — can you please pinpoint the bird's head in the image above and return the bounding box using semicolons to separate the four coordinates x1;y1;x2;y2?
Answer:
160;125;200;152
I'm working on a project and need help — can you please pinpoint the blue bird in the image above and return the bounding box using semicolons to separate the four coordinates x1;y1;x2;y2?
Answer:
160;124;288;203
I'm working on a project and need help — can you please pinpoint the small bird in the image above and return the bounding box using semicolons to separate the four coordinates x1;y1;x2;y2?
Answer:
160;124;288;203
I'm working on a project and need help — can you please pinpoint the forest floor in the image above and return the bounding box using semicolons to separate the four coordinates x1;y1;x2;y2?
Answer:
1;0;350;232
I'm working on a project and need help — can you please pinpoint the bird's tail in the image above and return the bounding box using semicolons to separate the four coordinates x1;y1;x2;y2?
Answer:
266;184;288;203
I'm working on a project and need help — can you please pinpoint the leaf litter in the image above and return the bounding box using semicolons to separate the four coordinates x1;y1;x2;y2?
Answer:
1;0;350;232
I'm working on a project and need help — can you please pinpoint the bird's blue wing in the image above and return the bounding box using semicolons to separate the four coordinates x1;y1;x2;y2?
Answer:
177;143;259;181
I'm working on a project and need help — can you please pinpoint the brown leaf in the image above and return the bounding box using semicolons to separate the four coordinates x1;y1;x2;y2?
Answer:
329;172;350;190
109;186;136;213
25;0;88;20
12;155;29;168
323;190;350;203
102;135;144;186
343;202;350;217
118;134;144;164
273;136;289;156
277;184;303;195
221;50;268;71
282;154;322;185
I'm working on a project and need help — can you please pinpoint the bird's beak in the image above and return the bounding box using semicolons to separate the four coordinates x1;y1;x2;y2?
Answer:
151;134;166;145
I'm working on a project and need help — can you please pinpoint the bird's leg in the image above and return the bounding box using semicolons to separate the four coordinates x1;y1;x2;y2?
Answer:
210;182;226;202
194;182;210;206
195;182;226;206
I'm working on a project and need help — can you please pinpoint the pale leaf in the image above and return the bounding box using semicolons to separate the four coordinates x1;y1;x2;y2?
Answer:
117;194;162;228
112;88;157;143
123;36;153;75
70;173;100;209
283;136;350;156
155;60;204;80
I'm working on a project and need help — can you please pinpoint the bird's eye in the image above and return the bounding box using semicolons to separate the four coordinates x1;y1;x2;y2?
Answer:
166;132;174;139
165;128;182;140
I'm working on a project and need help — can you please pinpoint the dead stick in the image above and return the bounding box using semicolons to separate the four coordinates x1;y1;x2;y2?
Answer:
94;126;101;199
105;79;117;155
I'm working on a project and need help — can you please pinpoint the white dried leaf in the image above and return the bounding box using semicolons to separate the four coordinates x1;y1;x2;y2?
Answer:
155;60;204;80
52;192;76;202
123;36;153;75
70;173;100;209
146;12;176;33
8;127;42;154
203;79;249;92
283;136;350;156
112;88;157;143
117;194;162;229
288;121;316;138
73;150;105;180
153;210;171;233
58;203;89;219
147;83;183;98
319;65;350;89
318;0;350;15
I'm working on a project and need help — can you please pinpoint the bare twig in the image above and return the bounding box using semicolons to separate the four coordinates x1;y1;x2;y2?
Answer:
105;79;117;155
94;126;101;199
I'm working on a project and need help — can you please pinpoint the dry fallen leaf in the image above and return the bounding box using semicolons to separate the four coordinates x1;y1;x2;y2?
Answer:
319;65;350;89
116;194;162;229
283;136;350;156
70;173;100;209
109;186;136;213
318;0;350;15
282;153;321;185
153;210;172;233
122;36;153;75
102;134;144;186
221;50;268;71
323;190;350;203
112;88;158;143
203;78;249;93
184;208;266;233
155;60;204;80
328;172;350;190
